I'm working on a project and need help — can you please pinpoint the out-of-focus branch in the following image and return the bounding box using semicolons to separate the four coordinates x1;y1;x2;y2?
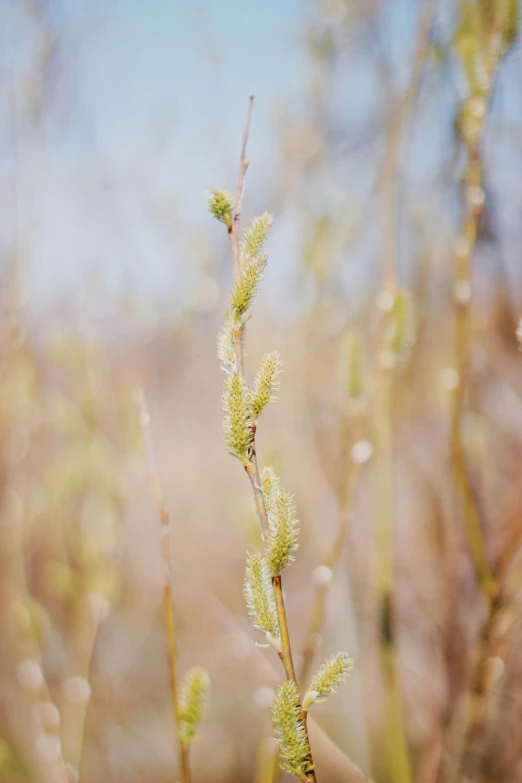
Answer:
445;465;522;782
376;0;438;288
373;3;437;782
449;0;520;611
137;390;191;783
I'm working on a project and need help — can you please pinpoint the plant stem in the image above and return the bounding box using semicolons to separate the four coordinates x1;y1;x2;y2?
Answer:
450;125;498;605
229;97;317;783
254;738;280;783
373;360;411;783
448;1;519;611
272;575;298;684
445;498;522;783
137;390;190;783
245;449;270;545
229;95;254;278
372;5;436;780
163;570;191;783
436;18;518;783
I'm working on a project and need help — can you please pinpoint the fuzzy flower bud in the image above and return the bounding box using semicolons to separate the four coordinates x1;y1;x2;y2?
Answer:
303;652;353;710
267;486;299;575
217;318;236;376
222;373;253;462
208;188;234;227
251;352;283;419
178;667;210;744
271;680;313;780
260;466;280;510
244;553;280;649
229;254;268;317
240;212;273;258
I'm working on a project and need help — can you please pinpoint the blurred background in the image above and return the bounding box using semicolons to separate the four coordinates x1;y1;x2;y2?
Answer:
1;1;522;782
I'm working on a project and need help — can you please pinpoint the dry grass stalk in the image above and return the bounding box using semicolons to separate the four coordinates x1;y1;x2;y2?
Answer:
138;389;209;783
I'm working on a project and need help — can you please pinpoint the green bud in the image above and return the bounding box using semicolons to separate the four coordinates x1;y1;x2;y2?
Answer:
271;680;313;781
241;212;273;258
260;466;280;510
208;188;234;227
303;652;353;709
178;668;210;744
251;352;283;419
244;552;280;649
217;318;236;376
222;373;253;462
266;485;299;575
229;254;268;317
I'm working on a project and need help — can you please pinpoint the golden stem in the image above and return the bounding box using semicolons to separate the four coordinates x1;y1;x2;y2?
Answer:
373;361;411;783
450;146;497;601
254;737;279;783
138;391;190;783
272;576;298;685
441;28;516;776
372;3;437;779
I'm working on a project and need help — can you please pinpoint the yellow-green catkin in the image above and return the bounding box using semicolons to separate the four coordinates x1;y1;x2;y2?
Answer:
222;372;253;461
303;652;353;709
251;352;283;419
208;188;234;227
229;254;268;317
260;466;280;511
267;486;299;576
244;552;281;650
271;680;313;781
217;318;236;376
178;667;210;744
241;212;273;258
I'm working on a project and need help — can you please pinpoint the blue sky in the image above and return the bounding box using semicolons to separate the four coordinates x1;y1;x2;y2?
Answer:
1;0;313;315
2;0;521;319
75;0;309;186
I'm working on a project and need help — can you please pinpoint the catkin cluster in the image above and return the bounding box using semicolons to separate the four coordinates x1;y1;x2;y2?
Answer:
209;194;354;780
210;194;281;463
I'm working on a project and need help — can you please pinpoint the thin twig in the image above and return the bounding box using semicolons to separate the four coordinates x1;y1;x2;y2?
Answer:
137;390;191;783
450;112;498;604
272;574;298;685
440;19;518;776
229;95;254;376
447;0;520;611
444;473;522;782
230;94;254;277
